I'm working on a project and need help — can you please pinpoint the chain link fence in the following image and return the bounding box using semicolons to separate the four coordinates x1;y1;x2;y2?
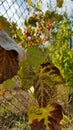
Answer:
0;0;35;129
0;77;34;130
0;0;34;29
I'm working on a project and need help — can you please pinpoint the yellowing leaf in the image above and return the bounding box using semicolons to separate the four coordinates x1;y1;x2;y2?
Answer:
28;106;43;124
61;114;70;125
28;104;55;124
29;103;63;130
26;0;32;6
34;62;65;107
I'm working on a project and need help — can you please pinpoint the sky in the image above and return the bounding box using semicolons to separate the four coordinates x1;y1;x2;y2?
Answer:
0;0;73;29
42;0;73;17
63;0;73;17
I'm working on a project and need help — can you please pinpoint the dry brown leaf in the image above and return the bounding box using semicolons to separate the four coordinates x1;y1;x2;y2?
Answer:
0;46;19;83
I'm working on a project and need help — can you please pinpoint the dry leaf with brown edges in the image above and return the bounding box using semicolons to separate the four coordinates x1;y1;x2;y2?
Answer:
0;46;19;83
0;23;26;84
30;103;63;130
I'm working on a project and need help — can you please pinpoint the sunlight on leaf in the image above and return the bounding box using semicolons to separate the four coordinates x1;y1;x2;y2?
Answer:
61;114;70;125
28;103;63;130
28;104;55;124
26;0;32;6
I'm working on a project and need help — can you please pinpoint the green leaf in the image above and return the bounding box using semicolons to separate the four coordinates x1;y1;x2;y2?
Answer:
0;16;10;35
61;114;70;125
18;46;47;90
3;79;15;90
28;16;38;27
27;46;47;70
49;19;73;87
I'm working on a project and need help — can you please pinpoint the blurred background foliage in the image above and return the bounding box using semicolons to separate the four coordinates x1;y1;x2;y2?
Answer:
0;0;73;129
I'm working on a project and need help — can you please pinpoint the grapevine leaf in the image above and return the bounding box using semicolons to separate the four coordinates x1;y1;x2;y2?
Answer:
3;79;15;90
0;46;19;84
61;114;70;126
34;62;65;107
28;103;63;130
28;104;55;124
19;62;36;90
18;46;47;90
0;28;26;84
0;29;26;61
27;46;47;70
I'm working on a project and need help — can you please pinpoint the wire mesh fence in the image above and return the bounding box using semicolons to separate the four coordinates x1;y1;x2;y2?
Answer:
0;0;33;29
0;78;34;130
